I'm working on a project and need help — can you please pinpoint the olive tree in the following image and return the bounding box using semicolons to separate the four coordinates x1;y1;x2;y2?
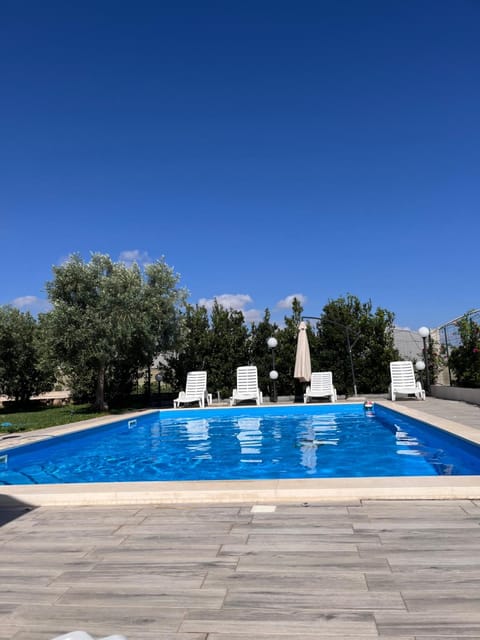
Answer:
44;253;186;410
0;306;54;403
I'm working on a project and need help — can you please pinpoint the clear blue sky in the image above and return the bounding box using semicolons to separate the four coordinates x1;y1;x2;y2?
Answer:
1;0;479;330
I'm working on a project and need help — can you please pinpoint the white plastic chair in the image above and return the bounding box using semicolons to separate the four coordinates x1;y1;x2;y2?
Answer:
389;361;426;401
304;372;337;403
173;371;212;408
230;366;263;405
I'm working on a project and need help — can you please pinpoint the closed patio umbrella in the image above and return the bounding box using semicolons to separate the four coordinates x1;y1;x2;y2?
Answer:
294;321;312;383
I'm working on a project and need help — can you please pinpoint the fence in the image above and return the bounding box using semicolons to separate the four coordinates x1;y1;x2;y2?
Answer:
436;308;480;386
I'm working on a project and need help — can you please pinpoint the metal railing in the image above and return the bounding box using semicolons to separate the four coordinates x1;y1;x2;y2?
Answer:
436;308;480;385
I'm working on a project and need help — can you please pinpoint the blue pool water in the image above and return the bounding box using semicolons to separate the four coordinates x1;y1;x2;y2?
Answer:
1;404;480;485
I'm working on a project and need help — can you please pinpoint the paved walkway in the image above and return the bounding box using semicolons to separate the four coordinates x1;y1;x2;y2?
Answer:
1;397;480;639
391;395;480;431
346;394;480;432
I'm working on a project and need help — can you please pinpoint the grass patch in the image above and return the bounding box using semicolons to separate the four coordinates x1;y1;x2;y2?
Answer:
0;393;162;434
0;404;110;433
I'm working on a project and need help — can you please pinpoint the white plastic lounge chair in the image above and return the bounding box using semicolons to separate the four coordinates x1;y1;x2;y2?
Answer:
389;361;425;401
304;371;337;403
230;366;263;406
173;371;212;408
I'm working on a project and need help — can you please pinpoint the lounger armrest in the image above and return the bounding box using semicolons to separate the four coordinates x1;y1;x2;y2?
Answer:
416;381;426;400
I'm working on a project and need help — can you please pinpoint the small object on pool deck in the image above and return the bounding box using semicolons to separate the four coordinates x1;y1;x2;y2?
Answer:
251;505;276;513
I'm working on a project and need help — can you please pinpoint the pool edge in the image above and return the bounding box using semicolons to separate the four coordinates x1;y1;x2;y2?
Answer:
2;475;480;507
2;400;480;505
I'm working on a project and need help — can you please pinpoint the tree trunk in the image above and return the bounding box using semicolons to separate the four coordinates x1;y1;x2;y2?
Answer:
95;365;108;411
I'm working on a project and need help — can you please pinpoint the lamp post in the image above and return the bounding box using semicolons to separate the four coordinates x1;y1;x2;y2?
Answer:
344;326;359;397
155;372;163;406
418;326;430;395
267;336;278;402
415;359;426;392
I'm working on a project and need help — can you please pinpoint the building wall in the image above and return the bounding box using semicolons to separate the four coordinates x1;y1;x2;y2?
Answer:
393;328;424;361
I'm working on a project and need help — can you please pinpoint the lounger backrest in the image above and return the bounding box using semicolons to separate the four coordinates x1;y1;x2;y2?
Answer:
236;366;258;393
185;371;207;396
310;371;334;394
390;361;416;389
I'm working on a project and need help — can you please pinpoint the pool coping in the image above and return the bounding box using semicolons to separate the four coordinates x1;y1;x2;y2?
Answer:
1;400;480;506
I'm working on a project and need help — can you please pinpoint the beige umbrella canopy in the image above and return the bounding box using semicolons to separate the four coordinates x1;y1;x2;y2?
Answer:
294;321;312;383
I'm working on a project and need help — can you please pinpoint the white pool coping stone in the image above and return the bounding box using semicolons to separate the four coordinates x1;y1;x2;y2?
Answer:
1;400;480;506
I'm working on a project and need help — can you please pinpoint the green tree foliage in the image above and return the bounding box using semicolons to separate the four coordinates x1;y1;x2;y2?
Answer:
448;313;480;388
205;301;250;398
165;304;211;389
167;304;279;400
429;336;445;386
357;305;399;393
314;295;399;396
163;294;401;401
0;306;54;403
249;309;279;397
44;253;186;410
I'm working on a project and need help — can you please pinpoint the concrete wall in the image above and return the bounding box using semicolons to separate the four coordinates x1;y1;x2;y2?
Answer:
430;385;480;405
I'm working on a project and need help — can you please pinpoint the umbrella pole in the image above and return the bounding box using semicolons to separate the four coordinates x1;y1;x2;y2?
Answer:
294;379;304;403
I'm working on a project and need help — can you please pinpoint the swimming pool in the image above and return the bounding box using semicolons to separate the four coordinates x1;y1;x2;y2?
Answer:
1;403;480;485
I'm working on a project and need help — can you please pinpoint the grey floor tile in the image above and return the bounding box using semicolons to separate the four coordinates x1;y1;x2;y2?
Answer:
2;499;480;638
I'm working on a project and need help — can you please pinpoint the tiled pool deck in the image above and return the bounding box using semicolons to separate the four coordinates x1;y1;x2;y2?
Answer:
1;398;480;639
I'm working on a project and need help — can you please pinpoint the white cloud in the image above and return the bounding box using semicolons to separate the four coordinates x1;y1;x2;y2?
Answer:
118;249;151;268
11;296;51;314
243;308;263;323
198;293;253;311
198;293;262;323
12;295;38;308
276;293;307;309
